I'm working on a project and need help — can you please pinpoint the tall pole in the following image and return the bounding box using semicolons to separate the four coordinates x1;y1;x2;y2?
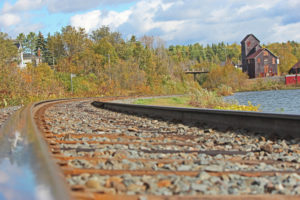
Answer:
108;54;111;83
225;47;227;62
70;74;73;94
52;50;55;67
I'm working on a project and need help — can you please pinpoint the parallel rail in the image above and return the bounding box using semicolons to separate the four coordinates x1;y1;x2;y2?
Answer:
93;101;300;138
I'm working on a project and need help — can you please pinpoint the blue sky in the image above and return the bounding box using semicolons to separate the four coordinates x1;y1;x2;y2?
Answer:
0;0;300;45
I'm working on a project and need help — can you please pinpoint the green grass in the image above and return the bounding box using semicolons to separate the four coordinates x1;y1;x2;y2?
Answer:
133;96;194;107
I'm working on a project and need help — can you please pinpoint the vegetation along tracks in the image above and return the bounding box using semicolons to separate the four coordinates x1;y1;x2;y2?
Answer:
20;98;300;199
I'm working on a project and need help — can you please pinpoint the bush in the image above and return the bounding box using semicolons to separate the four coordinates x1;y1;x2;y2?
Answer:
203;64;248;92
216;84;233;96
189;87;260;111
215;101;260;112
189;87;226;108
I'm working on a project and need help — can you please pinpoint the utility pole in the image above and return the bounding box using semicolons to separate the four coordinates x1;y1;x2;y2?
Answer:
52;50;55;67
108;54;111;83
70;73;76;94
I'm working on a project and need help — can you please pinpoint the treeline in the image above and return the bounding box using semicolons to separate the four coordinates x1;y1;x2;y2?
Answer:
168;43;241;64
1;26;192;106
169;41;300;74
1;26;300;107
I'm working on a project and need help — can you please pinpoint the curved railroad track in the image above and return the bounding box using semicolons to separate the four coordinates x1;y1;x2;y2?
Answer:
1;97;300;199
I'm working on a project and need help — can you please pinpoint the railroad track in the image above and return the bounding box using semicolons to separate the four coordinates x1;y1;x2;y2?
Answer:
1;97;300;199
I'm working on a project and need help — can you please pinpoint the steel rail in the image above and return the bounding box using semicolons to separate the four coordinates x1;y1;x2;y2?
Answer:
0;99;72;200
92;101;300;138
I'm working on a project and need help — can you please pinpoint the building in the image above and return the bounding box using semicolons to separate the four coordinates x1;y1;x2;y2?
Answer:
289;61;300;74
285;61;300;85
241;34;278;78
14;41;39;68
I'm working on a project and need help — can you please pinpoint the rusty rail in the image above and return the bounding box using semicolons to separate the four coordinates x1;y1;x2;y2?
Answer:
0;100;71;200
92;101;300;138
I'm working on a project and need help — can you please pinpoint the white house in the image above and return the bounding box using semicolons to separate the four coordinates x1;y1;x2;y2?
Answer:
15;42;39;68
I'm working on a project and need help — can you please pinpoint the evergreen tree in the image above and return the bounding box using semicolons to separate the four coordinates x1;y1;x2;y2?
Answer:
35;32;50;63
25;32;37;55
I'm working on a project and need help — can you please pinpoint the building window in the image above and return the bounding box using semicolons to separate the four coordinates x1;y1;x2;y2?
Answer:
263;51;269;56
264;58;268;63
257;58;261;63
272;58;275;64
247;41;251;47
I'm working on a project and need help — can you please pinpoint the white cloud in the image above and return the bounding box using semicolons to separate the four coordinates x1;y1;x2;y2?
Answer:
2;0;44;13
270;22;300;42
1;0;300;44
287;0;300;7
69;0;300;44
47;0;135;13
70;9;132;32
0;13;21;27
71;10;102;32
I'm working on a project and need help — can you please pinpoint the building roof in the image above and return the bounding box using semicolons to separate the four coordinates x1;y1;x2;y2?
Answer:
290;61;300;69
241;34;260;43
263;48;278;58
246;48;278;59
13;41;22;49
246;48;263;59
289;61;300;74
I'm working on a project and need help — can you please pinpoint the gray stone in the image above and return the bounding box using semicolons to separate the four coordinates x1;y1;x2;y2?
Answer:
177;165;192;171
191;183;207;192
204;165;223;172
138;196;148;200
197;172;210;180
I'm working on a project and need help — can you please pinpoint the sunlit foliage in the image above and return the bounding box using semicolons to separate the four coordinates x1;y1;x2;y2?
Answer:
1;26;300;109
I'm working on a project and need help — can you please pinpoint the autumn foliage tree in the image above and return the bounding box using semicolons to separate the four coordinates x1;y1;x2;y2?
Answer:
267;42;298;74
203;64;248;94
2;25;300;107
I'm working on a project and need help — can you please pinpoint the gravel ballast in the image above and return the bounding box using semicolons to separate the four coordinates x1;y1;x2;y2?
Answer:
43;101;300;196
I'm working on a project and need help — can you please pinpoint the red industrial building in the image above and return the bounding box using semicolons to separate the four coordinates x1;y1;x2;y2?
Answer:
241;34;279;78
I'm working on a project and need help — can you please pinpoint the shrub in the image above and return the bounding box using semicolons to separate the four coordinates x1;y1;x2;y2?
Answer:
203;64;248;91
189;87;226;108
215;101;260;112
216;84;233;96
189;87;260;111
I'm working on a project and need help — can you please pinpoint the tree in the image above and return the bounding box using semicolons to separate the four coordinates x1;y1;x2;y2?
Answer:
140;35;154;49
205;45;215;62
16;33;26;49
62;26;87;58
60;26;88;72
25;32;37;55
91;26;110;42
0;32;18;66
268;42;298;74
227;43;240;64
35;32;49;63
91;26;122;45
46;32;65;66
